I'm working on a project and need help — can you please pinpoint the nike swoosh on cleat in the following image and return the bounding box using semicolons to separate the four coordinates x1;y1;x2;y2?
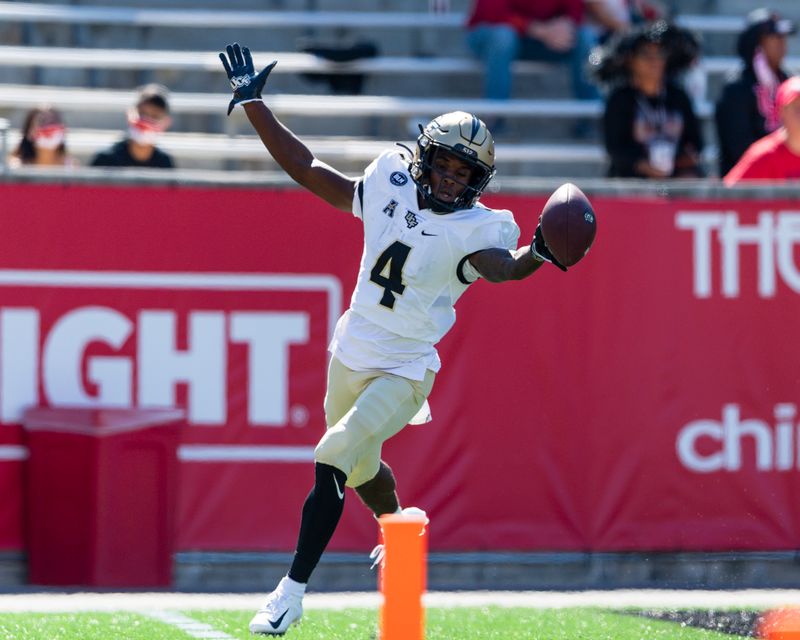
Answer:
421;230;437;236
269;609;289;629
333;475;344;500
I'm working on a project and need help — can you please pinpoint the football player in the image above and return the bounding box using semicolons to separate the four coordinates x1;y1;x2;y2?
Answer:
220;43;566;635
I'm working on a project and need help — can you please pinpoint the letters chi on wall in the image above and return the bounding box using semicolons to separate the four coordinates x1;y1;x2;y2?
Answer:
0;183;799;554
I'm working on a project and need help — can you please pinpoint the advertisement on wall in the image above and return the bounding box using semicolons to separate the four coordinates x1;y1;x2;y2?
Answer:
0;182;798;553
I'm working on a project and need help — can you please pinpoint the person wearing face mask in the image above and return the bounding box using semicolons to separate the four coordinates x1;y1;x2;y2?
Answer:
90;83;175;168
715;8;796;177
9;106;76;168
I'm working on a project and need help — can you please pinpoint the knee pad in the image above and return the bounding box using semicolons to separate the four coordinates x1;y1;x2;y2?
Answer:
314;425;349;466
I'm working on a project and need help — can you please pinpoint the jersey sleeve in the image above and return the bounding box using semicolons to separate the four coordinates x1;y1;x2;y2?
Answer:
352;180;365;219
458;210;521;282
465;211;520;254
351;150;399;221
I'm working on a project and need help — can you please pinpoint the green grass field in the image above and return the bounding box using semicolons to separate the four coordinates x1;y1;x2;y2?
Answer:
0;607;756;640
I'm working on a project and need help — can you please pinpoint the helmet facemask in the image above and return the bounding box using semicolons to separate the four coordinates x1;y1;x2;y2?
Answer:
409;112;496;214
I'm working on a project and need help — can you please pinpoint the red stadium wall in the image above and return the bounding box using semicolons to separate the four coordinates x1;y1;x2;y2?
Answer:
0;182;798;553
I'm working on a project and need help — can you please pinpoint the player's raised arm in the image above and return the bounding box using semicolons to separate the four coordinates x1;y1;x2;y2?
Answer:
219;42;357;212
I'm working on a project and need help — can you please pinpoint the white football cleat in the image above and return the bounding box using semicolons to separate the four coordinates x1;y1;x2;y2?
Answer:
370;507;429;569
399;506;429;530
249;576;304;635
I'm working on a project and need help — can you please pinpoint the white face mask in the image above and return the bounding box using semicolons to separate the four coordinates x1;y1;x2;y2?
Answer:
34;130;65;150
128;125;161;146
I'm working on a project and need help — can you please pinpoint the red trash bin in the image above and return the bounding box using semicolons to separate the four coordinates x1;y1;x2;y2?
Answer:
22;407;184;587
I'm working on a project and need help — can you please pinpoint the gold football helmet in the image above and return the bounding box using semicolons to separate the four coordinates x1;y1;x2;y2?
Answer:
409;111;496;213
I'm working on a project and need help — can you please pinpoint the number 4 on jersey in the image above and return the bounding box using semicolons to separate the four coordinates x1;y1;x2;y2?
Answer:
370;241;411;309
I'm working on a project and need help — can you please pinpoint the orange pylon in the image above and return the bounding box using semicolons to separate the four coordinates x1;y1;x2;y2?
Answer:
377;513;427;640
758;607;800;639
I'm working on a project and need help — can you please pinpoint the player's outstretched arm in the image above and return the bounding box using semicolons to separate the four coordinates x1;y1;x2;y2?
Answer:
468;222;566;282
220;43;356;212
468;246;544;283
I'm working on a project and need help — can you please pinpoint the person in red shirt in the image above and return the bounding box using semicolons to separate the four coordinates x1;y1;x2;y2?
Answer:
724;75;800;185
466;0;600;105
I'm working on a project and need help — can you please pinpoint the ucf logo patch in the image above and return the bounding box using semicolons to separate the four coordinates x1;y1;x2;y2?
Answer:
405;211;419;228
230;75;251;90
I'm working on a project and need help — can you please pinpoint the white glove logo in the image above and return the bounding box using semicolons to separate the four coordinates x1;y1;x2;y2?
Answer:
230;75;252;90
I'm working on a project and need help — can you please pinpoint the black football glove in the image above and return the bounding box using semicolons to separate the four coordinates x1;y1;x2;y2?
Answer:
219;42;277;116
530;224;567;272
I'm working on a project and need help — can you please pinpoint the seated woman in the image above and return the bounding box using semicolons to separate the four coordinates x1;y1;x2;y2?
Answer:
9;106;77;168
592;21;704;178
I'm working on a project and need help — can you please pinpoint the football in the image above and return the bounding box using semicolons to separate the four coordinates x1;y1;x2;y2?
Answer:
540;183;597;267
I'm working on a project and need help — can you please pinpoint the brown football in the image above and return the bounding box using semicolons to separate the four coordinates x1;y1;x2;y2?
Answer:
540;183;597;267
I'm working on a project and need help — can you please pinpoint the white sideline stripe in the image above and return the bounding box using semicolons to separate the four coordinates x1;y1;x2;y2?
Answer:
143;610;235;640
0;445;27;461
178;445;315;462
4;590;800;612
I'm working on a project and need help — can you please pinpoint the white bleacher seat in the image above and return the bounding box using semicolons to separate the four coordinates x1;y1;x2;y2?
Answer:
0;46;796;79
4;128;606;165
0;2;759;35
0;2;463;29
0;83;620;117
3;126;723;173
0;46;553;75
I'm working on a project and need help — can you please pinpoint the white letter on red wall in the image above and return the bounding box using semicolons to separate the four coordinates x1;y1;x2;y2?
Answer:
138;311;226;424
0;308;39;422
230;312;309;427
43;306;133;407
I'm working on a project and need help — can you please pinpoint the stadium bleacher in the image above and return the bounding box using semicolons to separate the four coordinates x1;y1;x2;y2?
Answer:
0;0;798;177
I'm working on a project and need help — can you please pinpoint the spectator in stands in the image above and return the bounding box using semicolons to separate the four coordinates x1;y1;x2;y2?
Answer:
592;21;704;178
9;106;76;168
724;76;800;185
465;0;600;106
715;8;796;177
91;84;174;169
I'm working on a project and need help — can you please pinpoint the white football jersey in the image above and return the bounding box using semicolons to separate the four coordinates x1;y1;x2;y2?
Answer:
329;150;520;381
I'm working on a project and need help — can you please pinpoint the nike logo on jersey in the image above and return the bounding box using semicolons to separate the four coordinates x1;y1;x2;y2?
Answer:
333;475;345;500
269;610;289;629
421;230;437;236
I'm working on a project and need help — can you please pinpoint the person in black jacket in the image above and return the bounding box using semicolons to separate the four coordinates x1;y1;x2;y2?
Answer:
715;8;796;176
91;84;175;169
591;21;704;178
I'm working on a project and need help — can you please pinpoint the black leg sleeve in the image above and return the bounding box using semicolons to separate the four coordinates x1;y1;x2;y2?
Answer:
288;462;347;584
